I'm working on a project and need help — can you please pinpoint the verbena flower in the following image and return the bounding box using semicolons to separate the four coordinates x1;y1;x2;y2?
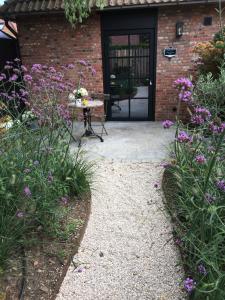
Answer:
184;277;196;293
209;122;225;134
9;74;18;81
195;154;206;164
23;186;32;197
204;193;216;204
78;59;88;66
191;114;205;125
174;77;193;90
198;264;207;275
216;180;225;192
24;74;33;82
16;211;25;218
177;131;192;143
60;196;69;205
162;120;174;129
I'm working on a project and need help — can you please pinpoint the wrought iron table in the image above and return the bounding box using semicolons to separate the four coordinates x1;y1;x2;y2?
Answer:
68;100;104;144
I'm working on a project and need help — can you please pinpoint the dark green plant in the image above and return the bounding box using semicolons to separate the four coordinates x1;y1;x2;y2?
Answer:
64;0;106;26
163;74;225;299
193;66;225;119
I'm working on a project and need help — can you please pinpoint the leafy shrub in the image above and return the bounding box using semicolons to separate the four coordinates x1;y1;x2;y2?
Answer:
0;60;93;270
193;67;225;119
193;27;225;77
163;77;225;299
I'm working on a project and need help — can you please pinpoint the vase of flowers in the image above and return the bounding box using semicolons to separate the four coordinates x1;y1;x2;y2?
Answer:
68;87;88;106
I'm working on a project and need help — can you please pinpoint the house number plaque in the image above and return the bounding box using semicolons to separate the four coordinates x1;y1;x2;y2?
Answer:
164;47;177;59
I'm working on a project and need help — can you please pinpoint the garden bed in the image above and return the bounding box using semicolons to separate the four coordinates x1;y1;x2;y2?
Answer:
0;193;91;300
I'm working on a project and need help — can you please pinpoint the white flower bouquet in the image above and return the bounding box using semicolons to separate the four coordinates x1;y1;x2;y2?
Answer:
68;87;88;102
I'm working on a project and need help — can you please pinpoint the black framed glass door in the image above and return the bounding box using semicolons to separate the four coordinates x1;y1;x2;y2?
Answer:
104;30;155;121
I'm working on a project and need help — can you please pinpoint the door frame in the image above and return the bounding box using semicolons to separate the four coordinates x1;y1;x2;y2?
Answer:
101;9;158;121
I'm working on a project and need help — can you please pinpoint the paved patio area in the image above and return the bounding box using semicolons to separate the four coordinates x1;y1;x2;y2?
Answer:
57;122;185;300
71;121;175;162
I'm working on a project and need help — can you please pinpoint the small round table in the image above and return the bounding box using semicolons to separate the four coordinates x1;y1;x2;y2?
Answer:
68;100;104;143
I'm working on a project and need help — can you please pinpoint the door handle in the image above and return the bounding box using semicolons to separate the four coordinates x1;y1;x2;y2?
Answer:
149;80;153;86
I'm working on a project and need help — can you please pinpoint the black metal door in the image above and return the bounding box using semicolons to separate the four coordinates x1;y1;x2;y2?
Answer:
104;30;155;121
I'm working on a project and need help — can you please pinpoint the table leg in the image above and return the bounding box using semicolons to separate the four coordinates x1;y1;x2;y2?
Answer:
80;108;104;143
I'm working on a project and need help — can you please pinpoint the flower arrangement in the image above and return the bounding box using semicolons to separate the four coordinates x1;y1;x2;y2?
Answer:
68;87;88;103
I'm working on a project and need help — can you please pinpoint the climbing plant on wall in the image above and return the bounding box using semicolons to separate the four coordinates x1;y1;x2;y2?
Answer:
64;0;106;26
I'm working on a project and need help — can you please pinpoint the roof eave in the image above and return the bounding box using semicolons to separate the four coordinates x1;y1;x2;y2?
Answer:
0;0;223;19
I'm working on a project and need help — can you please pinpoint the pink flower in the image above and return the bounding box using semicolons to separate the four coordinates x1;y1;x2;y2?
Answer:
9;74;18;81
24;74;33;82
23;186;32;197
16;211;25;218
177;131;192;143
195;154;206;164
162;120;174;129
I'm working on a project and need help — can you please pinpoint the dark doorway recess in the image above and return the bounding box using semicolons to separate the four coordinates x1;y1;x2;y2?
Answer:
101;9;157;121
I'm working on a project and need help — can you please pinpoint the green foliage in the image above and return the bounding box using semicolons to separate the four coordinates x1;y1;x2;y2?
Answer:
193;66;225;119
164;74;225;298
0;122;92;269
193;27;225;77
64;0;106;26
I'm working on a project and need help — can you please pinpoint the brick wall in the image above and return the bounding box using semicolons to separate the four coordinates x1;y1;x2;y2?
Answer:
156;4;220;120
16;4;220;121
17;13;103;97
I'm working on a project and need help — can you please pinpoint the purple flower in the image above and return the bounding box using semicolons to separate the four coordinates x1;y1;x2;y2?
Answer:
174;77;193;90
178;90;192;103
16;211;25;218
49;66;56;73
162;120;174;129
33;160;39;166
14;58;21;62
198;264;207;275
9;74;18;81
177;131;192;143
194;107;211;120
204;193;216;204
31;64;42;72
78;60;88;66
184;277;196;293
23;186;32;197
195;155;206;164
24;74;33;82
60;196;69;205
209;122;225;134
216;180;225;192
67;64;75;69
191;115;205;125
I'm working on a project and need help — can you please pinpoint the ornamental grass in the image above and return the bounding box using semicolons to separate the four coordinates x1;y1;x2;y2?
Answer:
163;75;225;299
0;59;93;271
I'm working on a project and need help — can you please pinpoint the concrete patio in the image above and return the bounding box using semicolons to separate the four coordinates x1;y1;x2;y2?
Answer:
71;121;175;162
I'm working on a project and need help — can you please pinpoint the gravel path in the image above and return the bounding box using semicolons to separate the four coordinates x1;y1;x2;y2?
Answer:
57;159;185;300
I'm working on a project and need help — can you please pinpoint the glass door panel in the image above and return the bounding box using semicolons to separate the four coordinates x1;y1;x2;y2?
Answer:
130;99;149;119
106;31;154;120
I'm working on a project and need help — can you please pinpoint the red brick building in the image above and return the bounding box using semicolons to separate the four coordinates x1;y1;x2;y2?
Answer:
0;0;223;121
